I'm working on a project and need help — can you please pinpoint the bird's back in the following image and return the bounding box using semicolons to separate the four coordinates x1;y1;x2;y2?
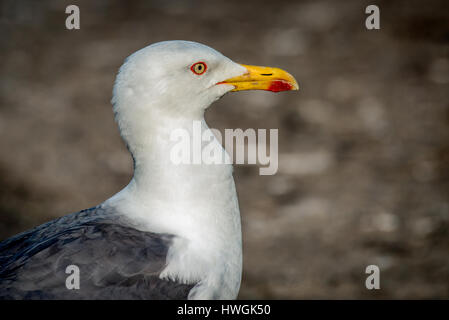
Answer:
0;207;195;299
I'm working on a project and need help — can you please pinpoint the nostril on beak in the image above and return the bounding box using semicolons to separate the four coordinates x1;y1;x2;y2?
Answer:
261;73;273;76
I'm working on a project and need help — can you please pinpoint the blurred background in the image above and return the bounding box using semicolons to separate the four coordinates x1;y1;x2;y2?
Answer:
0;0;448;298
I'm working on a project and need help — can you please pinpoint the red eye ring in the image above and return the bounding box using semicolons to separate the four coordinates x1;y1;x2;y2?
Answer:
190;62;207;75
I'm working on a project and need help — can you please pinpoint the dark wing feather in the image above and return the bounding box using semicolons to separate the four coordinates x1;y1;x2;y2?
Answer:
0;207;195;300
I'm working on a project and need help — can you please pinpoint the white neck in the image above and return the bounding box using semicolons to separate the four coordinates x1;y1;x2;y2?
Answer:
104;115;242;299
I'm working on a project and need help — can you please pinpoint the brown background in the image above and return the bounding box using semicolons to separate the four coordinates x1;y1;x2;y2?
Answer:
0;0;448;298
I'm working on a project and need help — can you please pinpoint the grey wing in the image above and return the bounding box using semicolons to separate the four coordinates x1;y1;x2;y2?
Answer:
0;207;196;300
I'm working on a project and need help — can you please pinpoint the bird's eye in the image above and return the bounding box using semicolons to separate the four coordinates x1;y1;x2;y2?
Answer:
190;62;207;75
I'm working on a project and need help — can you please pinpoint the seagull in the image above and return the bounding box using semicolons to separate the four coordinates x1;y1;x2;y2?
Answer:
0;40;298;300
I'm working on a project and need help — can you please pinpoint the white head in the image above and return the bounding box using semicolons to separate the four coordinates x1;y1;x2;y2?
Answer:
113;41;245;119
111;40;298;157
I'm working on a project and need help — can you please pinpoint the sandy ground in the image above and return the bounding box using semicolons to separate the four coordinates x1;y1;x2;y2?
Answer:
0;0;448;298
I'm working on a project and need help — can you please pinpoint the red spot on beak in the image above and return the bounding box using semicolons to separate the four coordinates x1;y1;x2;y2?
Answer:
267;80;293;92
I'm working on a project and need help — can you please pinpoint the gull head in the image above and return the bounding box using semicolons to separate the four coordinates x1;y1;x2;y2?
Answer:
112;40;298;118
111;40;298;153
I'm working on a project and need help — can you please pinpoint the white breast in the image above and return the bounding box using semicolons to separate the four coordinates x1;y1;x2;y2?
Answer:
104;121;242;299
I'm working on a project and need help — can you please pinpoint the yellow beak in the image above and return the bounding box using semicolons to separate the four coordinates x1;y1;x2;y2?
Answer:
219;64;299;92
